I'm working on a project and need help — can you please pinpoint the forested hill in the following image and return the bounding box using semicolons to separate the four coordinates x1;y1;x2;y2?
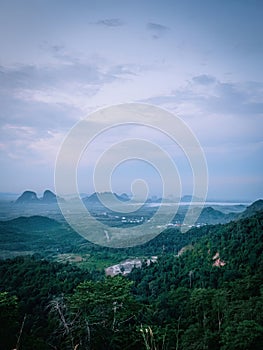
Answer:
0;215;88;258
0;210;262;349
238;199;263;219
128;210;263;349
1;199;262;260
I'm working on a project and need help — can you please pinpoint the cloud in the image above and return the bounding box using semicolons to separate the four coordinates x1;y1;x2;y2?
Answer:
107;65;137;78
96;18;124;27
147;22;169;39
0;58;125;130
146;76;263;119
147;22;169;32
192;74;217;85
0;62;102;94
141;76;263;159
199;81;263;117
1;122;64;165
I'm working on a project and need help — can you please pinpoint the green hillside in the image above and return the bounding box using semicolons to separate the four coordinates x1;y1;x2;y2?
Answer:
128;211;263;349
0;210;262;349
0;215;88;258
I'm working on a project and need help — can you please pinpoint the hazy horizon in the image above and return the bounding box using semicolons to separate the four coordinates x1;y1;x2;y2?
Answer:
0;189;257;204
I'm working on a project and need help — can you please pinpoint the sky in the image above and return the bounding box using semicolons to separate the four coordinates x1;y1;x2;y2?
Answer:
0;0;262;201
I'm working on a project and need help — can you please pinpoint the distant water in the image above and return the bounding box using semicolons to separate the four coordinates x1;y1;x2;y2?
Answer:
0;200;251;221
143;201;251;207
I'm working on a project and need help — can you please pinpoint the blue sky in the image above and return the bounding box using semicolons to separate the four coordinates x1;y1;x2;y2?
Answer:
0;0;262;200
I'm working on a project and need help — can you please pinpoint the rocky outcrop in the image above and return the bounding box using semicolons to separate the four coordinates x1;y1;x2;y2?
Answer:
42;190;57;203
15;190;63;204
15;191;39;204
84;192;130;206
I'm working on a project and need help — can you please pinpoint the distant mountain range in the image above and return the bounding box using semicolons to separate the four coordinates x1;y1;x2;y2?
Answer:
15;190;62;204
14;190;130;205
7;190;262;225
83;192;130;205
12;190;249;205
9;188;263;225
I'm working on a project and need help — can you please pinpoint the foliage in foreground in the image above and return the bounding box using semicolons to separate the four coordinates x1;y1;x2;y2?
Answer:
0;212;262;349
